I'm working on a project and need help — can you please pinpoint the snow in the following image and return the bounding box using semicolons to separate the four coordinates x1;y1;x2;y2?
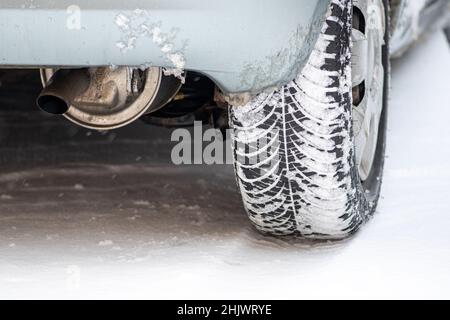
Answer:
114;9;187;83
0;29;449;299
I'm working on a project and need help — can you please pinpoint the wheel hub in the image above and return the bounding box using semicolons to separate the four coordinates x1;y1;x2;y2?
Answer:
351;0;386;181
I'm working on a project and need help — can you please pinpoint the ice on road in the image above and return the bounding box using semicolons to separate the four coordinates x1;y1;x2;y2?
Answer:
0;30;449;299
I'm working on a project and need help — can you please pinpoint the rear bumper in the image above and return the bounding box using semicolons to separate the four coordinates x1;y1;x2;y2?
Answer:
0;0;330;94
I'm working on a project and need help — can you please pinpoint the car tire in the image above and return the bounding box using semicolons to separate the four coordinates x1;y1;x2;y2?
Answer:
229;0;389;239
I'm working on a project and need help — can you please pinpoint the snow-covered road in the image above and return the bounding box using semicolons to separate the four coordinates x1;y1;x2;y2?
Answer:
0;29;449;300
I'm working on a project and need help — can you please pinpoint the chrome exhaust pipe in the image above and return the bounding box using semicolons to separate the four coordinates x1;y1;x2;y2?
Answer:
37;69;91;115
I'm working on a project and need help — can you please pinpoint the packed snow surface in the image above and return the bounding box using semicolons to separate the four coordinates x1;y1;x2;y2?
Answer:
0;30;449;299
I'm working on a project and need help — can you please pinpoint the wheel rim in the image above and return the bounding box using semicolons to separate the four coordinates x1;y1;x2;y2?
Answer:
351;0;386;181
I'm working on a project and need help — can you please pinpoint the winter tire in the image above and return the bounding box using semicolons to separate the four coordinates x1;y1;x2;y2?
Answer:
230;0;389;239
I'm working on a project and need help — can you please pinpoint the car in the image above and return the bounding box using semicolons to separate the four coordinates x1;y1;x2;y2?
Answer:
0;0;448;239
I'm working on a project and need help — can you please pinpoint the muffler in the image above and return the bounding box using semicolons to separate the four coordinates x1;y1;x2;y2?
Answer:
38;67;182;130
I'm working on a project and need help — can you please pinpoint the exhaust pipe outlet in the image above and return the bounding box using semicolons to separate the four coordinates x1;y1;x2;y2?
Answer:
37;69;91;115
39;67;182;130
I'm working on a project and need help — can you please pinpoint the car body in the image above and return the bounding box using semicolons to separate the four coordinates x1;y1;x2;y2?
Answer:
0;0;330;96
0;0;447;98
390;0;449;56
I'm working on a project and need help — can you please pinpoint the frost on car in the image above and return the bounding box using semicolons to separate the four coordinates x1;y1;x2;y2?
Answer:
0;0;448;239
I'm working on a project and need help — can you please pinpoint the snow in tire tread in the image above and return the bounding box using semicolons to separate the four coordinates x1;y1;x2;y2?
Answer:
230;0;372;239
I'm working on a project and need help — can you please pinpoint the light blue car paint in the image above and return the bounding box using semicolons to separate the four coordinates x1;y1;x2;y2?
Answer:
0;0;331;94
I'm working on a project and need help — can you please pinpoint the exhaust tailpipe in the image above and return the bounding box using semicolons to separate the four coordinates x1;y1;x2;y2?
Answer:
37;69;91;115
38;67;182;130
